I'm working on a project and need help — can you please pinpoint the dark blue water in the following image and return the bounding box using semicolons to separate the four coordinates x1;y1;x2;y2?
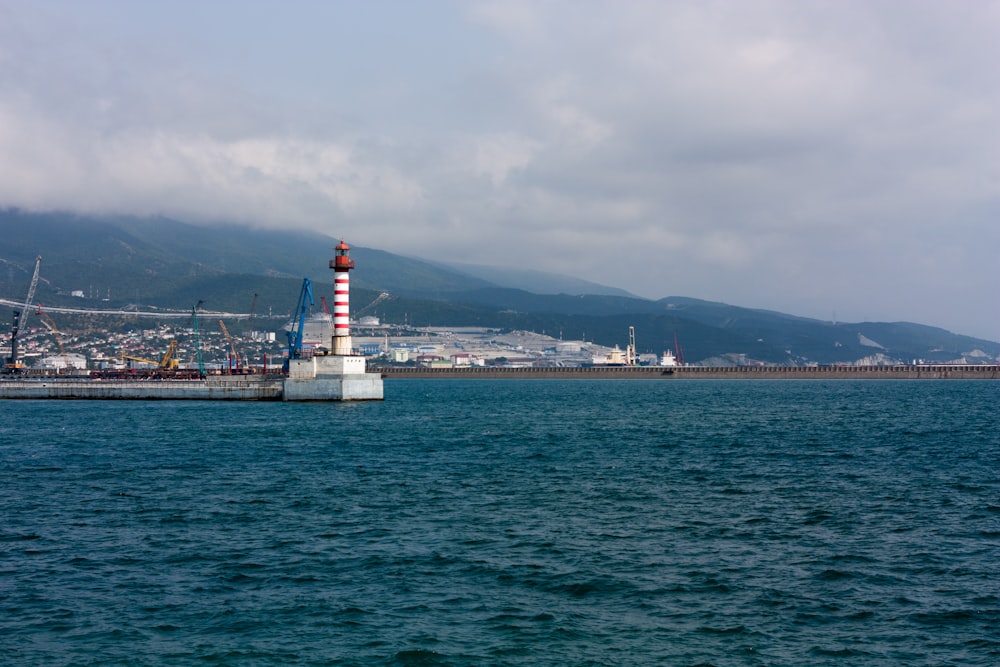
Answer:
2;380;998;665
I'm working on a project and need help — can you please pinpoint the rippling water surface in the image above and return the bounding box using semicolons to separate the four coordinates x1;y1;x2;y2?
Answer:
2;379;998;665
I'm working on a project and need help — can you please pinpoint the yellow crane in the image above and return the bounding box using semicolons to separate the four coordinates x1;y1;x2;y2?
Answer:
159;340;179;369
120;340;179;370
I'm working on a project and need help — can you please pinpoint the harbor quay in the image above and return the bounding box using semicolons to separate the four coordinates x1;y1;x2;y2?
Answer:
0;375;284;400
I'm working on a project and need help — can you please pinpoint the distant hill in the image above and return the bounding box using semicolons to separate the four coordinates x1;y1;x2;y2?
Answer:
429;261;636;298
1;209;997;365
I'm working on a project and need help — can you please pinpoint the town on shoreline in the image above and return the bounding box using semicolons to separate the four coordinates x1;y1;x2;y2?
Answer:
4;313;997;378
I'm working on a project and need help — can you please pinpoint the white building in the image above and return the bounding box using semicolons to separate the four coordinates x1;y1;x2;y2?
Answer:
37;353;87;370
284;313;333;349
450;353;475;366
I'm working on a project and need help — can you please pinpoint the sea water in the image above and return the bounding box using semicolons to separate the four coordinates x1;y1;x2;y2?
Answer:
1;379;998;666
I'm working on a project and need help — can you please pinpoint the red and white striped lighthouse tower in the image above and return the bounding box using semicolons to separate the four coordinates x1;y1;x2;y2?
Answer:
329;240;355;356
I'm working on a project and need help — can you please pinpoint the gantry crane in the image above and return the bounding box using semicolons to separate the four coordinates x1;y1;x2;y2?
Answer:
626;325;637;366
5;255;41;372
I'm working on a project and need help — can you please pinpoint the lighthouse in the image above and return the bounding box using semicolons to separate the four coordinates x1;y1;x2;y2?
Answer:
279;238;382;400
329;240;355;356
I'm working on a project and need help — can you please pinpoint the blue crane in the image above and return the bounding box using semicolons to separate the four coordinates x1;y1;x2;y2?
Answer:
285;278;314;367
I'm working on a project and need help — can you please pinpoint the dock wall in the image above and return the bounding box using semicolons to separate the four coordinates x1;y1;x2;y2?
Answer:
2;365;993;400
0;376;284;400
0;364;385;401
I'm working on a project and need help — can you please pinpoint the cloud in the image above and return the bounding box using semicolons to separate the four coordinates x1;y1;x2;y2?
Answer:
473;133;540;187
0;0;997;339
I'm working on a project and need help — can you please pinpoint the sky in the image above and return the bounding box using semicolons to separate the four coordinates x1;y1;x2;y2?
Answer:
1;1;998;341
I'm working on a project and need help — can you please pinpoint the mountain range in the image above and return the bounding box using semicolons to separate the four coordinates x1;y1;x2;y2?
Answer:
1;208;997;365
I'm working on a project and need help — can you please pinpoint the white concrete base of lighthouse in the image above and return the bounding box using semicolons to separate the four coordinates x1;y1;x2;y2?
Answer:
283;355;384;401
332;335;353;356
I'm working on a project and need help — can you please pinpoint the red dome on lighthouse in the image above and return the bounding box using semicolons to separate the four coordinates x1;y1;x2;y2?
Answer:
330;240;355;271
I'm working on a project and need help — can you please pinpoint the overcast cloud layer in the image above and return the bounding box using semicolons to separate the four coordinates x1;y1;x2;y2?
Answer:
1;0;997;340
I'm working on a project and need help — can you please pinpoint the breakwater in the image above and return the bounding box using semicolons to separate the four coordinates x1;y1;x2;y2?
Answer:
3;365;994;400
0;359;385;400
380;364;999;380
0;375;285;400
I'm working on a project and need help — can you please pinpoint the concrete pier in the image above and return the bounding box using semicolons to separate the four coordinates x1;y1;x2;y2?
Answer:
0;358;385;401
0;375;284;400
2;364;991;400
283;355;384;401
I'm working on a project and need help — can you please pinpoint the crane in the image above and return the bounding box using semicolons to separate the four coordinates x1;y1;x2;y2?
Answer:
35;304;69;363
626;326;637;366
285;278;314;368
5;255;41;372
355;291;391;319
119;340;179;370
121;351;163;367
159;340;179;369
218;320;242;373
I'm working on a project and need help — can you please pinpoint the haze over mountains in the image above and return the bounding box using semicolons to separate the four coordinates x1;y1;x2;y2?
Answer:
1;209;997;365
